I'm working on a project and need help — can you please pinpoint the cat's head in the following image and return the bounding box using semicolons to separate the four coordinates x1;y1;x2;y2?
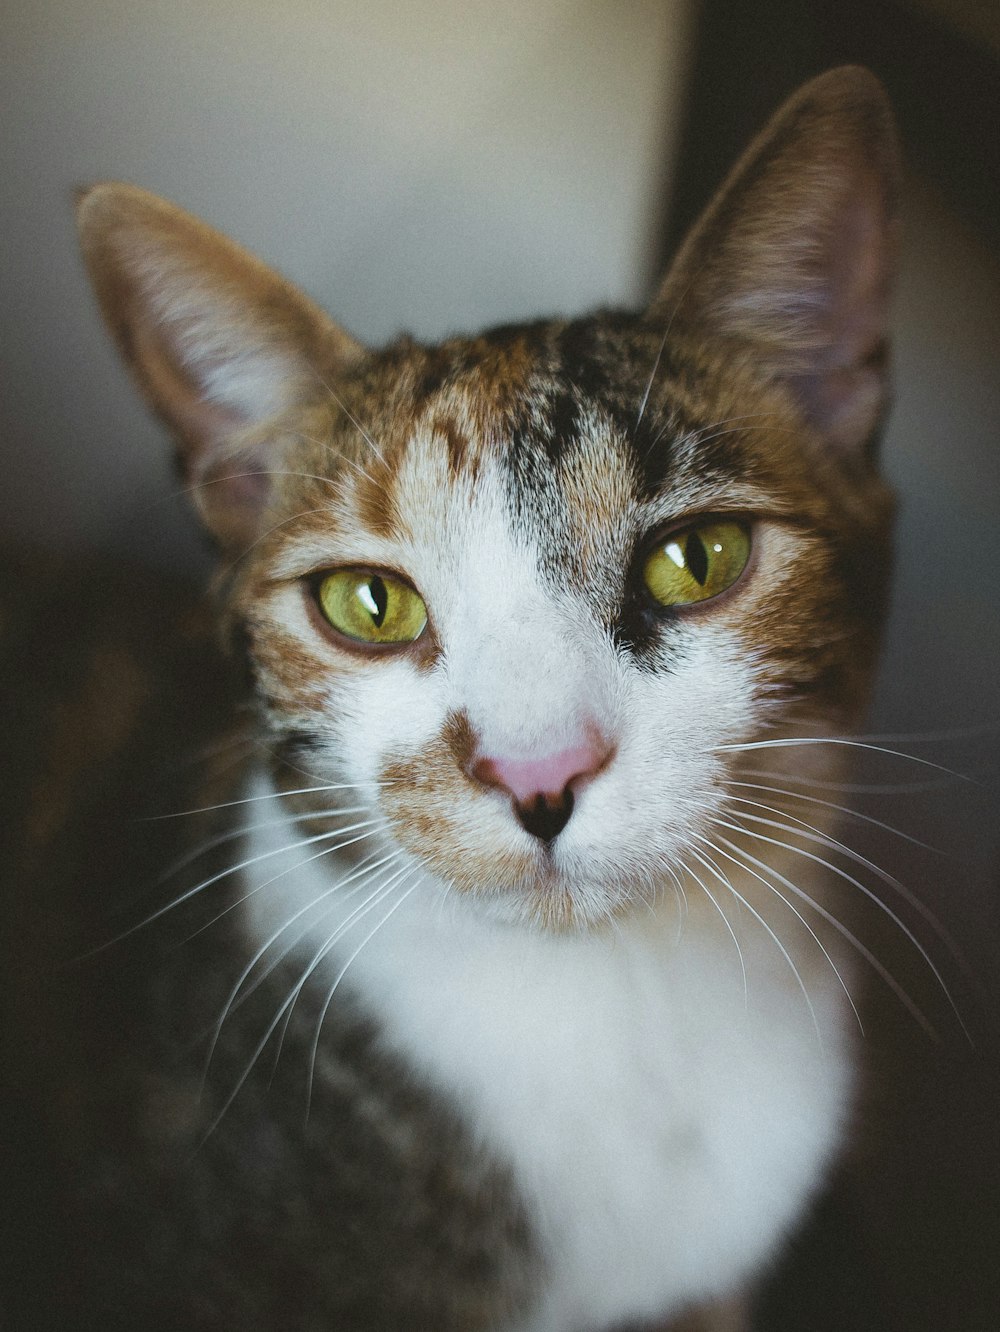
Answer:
77;67;898;929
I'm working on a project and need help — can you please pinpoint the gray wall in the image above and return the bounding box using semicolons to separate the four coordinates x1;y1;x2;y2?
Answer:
2;0;690;569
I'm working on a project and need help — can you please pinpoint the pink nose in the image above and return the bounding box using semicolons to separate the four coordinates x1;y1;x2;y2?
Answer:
472;740;608;805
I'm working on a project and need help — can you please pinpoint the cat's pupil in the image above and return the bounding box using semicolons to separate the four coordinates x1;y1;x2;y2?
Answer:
685;532;709;586
359;575;388;628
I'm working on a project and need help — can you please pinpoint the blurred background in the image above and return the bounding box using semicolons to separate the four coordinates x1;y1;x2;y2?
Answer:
2;0;998;1326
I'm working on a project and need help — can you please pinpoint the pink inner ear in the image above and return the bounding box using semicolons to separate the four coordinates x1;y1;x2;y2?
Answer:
796;182;892;449
826;187;890;359
138;324;283;545
194;445;276;549
207;461;272;508
794;360;886;454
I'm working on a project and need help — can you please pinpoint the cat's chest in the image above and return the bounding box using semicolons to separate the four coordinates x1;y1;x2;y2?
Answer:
347;907;848;1327
242;804;852;1330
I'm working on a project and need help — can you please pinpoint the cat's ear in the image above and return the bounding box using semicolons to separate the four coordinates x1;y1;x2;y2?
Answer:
652;66;900;454
76;183;363;547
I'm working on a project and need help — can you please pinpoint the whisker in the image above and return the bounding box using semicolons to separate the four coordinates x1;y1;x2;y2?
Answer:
84;820;382;956
159;803;373;881
222;506;340;576
146;780;390;821
686;412;784;442
337;451;381;487
157;730;256;774
280;426;379;486
733;764;960;796
682;419;800;451
196;869;408;1147
716;736;973;783
169;466;352;509
815;722;999;745
710;814;967;1040
694;835;864;1036
195;879;399;1150
635;328;670;431
659;859;689;936
315;378;388;467
203;844;405;1073
643;416;798;462
724;778;947;854
305;871;421;1120
702;834;868;1032
721;795;969;972
708;826;938;1040
677;850;748;1007
184;820;388;944
267;859;416;1085
637;255;721;457
685;839;823;1042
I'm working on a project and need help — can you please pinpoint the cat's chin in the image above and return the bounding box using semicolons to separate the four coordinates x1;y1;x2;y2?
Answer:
449;858;661;935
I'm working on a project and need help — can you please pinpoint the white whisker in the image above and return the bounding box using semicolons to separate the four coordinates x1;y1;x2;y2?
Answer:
734;764;958;795
317;379;387;467
85;819;383;957
682;418;799;452
205;844;406;1067
223;506;340;575
721;794;968;972
184;819;388;943
678;850;748;1007
685;838;823;1042
160;803;373;881
305;871;422;1119
709;816;961;1040
268;859;417;1085
814;723;999;745
694;833;864;1037
147;780;389;821
659;859;689;936
635;329;669;431
724;778;946;853
198;861;412;1145
716;736;972;782
709;825;939;1038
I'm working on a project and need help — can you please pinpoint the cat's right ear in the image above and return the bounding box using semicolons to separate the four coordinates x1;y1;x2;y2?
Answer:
75;183;363;549
651;67;900;457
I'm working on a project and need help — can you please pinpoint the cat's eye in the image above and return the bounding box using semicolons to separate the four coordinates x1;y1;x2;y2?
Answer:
642;519;751;608
315;569;428;646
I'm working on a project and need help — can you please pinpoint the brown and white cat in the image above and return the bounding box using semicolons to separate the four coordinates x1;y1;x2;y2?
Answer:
3;66;899;1330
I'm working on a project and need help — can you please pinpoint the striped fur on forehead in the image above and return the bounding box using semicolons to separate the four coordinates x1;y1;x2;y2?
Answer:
238;317;699;552
225;304;893;691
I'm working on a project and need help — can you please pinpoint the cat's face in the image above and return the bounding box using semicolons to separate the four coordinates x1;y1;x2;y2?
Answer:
225;319;891;928
76;67;898;928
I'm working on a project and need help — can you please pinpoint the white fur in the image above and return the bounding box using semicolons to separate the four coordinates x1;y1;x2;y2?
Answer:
242;788;852;1331
239;443;854;1327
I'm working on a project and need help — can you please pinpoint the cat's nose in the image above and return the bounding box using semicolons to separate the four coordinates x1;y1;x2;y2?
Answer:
470;740;611;843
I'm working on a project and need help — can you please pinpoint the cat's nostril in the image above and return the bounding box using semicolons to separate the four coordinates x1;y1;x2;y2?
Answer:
469;736;612;843
513;788;575;844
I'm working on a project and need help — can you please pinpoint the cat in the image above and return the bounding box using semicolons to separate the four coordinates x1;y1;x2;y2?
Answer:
2;65;901;1330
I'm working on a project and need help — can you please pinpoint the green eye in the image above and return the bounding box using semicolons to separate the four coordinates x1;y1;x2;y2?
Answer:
642;520;751;608
316;569;428;645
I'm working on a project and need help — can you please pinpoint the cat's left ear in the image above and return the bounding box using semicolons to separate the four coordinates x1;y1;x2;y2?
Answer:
76;183;364;548
652;66;901;454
